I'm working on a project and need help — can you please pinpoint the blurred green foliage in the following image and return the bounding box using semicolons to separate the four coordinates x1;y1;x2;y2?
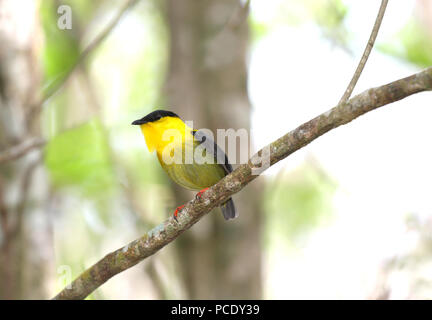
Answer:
39;2;171;297
250;0;349;47
264;165;336;244
44;119;115;197
40;0;80;84
249;20;270;43
379;18;432;68
312;0;348;47
312;0;347;28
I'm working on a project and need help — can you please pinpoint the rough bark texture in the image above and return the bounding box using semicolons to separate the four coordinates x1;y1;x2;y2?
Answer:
53;66;432;300
164;0;262;299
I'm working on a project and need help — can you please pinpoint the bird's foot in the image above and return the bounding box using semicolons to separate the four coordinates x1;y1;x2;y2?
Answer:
195;187;209;200
173;204;185;222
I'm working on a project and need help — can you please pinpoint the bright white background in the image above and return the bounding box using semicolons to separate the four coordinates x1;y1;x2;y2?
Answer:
250;0;432;299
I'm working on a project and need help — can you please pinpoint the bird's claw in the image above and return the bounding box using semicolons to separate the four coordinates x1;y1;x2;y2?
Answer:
195;187;209;200
173;204;185;222
173;188;209;222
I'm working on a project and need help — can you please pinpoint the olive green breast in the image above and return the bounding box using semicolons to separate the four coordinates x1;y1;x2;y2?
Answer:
157;139;226;191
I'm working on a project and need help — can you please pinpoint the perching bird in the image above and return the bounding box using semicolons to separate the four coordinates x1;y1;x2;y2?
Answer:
132;110;237;220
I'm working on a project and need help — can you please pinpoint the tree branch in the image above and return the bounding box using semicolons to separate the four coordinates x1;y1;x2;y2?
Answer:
26;0;140;124
1;0;140;165
0;138;45;164
338;0;388;104
53;67;432;300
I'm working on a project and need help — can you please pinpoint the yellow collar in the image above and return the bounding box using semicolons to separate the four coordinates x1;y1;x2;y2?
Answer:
140;116;192;154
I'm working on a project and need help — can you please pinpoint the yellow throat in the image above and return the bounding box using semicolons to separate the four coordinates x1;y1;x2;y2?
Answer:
140;116;193;155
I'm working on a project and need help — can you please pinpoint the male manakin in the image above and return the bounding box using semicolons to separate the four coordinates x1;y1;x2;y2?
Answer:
132;110;237;220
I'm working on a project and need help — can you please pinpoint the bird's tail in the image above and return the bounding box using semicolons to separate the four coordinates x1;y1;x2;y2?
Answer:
221;198;238;220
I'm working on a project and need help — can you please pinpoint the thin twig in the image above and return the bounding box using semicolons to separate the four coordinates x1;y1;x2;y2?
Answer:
26;0;140;121
53;67;432;300
338;0;388;104
3;0;140;164
0;138;46;164
10;157;42;239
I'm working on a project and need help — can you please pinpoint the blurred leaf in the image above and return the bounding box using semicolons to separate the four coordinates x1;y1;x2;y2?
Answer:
40;0;80;82
61;0;101;25
44;119;115;197
312;0;347;29
250;0;349;47
312;0;349;48
264;165;336;243
250;19;271;42
40;0;103;88
91;2;168;116
379;18;432;68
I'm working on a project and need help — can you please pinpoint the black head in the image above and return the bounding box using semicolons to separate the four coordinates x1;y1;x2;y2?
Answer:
131;110;180;125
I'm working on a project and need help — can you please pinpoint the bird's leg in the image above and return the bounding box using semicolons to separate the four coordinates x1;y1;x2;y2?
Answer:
173;204;185;222
195;187;209;200
173;188;209;221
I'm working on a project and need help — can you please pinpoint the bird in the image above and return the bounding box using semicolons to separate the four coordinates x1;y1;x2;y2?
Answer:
132;109;237;220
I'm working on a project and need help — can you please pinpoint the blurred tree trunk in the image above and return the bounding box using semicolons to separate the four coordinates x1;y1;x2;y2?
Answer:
0;0;49;299
163;0;262;299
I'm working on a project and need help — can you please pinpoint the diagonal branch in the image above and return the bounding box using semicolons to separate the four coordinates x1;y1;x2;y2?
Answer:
338;0;388;104
0;138;46;164
53;67;432;300
26;0;140;123
2;0;140;165
42;0;139;102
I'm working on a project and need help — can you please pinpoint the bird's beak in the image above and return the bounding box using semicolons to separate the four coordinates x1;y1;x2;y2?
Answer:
131;118;147;125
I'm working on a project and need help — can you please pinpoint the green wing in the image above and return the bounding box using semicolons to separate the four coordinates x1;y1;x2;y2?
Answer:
159;129;238;219
191;129;233;175
157;129;228;190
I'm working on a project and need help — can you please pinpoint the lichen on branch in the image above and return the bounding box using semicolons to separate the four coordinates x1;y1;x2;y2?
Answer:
53;67;432;300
